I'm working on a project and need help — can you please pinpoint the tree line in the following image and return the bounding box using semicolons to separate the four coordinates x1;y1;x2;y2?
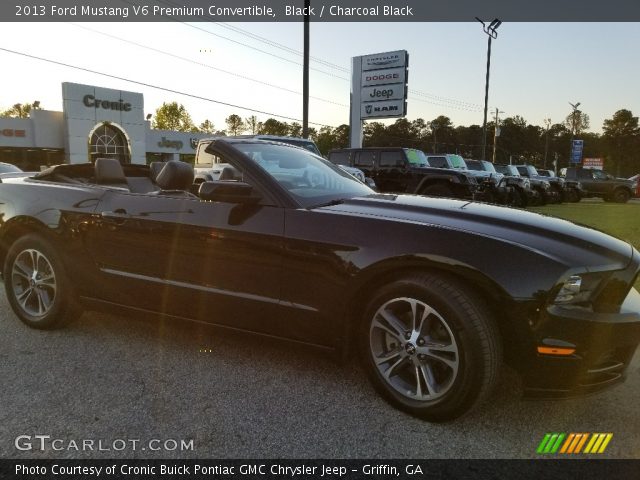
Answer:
3;100;638;177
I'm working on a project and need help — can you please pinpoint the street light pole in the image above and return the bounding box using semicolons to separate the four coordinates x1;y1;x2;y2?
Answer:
476;17;501;161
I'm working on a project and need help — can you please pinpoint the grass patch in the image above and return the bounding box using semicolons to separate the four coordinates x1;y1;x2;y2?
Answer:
530;202;640;291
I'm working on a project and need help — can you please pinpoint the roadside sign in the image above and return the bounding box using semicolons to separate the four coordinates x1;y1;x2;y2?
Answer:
583;157;603;170
570;139;584;163
351;50;409;146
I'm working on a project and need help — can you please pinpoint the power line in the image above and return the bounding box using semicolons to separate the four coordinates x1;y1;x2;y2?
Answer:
0;47;337;128
71;24;348;108
153;0;486;111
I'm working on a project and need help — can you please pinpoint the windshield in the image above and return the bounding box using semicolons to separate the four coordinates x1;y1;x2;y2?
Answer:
405;149;428;166
449;155;466;169
0;163;22;174
234;143;373;208
481;161;497;173
465;160;483;171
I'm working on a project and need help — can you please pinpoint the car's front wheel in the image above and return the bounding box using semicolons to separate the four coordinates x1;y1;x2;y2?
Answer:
4;234;81;329
360;273;501;422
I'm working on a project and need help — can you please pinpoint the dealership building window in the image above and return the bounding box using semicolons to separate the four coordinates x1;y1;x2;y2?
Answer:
0;82;210;169
89;123;131;164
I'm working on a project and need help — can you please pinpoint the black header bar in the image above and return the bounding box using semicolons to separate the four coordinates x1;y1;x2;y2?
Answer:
4;0;640;22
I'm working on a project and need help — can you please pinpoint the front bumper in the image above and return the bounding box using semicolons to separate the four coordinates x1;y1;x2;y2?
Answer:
520;287;640;398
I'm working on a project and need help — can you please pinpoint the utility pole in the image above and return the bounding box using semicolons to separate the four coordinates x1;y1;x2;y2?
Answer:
543;117;551;168
492;107;504;163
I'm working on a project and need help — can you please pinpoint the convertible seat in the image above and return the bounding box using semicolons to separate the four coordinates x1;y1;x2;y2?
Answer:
154;160;197;198
219;166;242;181
94;158;129;190
149;161;165;182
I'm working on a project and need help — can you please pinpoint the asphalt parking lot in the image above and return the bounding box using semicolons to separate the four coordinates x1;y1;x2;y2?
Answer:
0;289;638;459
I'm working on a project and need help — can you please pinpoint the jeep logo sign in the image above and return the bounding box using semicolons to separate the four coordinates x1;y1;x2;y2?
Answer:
361;85;404;102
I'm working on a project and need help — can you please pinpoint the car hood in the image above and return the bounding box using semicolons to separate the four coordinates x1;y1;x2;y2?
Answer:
320;194;634;269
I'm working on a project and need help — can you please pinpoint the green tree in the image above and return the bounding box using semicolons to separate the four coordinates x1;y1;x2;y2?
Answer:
199;119;217;134
602;109;640;176
0;102;36;118
245;115;259;134
225;114;245;136
260;118;289;136
152;102;197;132
564;109;590;135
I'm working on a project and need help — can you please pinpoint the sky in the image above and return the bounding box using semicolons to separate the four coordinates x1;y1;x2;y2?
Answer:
0;21;639;133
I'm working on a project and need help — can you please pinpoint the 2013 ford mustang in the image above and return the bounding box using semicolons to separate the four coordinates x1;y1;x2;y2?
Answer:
1;138;639;421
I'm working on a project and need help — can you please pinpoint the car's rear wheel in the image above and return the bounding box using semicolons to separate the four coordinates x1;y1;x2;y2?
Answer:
613;188;630;203
4;234;81;329
360;273;501;422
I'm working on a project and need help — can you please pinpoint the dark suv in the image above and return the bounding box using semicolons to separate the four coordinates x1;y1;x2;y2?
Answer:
327;148;480;200
562;167;635;203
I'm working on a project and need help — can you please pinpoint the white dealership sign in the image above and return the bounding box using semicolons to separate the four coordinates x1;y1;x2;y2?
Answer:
350;50;408;147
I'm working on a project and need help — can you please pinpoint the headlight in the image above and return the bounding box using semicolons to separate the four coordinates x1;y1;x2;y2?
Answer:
542;180;551;190
553;273;605;305
523;178;531;189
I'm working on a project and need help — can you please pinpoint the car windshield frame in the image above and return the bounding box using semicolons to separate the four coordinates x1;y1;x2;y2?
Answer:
233;142;373;209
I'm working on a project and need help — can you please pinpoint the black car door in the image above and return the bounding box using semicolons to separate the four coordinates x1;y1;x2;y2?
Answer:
82;189;285;332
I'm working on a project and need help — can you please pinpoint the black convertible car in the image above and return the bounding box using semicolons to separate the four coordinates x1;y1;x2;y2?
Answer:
1;138;639;421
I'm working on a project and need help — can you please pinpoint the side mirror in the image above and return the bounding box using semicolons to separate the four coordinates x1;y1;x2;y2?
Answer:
364;177;377;190
199;181;259;203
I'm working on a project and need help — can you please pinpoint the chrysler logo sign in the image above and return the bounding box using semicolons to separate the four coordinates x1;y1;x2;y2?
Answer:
362;50;407;71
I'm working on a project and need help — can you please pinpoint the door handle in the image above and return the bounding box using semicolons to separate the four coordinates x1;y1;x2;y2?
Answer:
101;209;130;224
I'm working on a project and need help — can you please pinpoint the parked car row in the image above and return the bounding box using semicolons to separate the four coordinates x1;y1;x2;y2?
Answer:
326;148;586;208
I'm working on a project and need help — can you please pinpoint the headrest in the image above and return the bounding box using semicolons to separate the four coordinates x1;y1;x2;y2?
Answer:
155;160;195;191
149;161;165;181
95;158;126;184
219;166;241;181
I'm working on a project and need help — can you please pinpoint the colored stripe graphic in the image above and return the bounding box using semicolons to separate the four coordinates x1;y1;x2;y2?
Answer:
537;433;565;454
538;433;613;454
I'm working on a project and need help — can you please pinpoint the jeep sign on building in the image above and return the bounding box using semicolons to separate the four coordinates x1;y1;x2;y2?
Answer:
0;82;211;170
350;50;409;147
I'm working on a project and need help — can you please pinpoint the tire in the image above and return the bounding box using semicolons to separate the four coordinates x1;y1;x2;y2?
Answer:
507;188;525;208
4;234;82;329
612;188;630;203
566;188;580;203
535;188;547;206
359;273;501;422
420;184;453;198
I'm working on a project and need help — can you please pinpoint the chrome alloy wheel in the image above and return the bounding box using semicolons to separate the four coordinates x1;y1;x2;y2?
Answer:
11;248;57;318
369;297;459;401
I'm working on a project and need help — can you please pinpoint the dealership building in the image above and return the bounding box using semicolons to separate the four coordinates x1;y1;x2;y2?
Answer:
0;82;211;170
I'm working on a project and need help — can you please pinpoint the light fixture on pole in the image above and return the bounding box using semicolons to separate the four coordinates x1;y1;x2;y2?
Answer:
476;17;501;161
